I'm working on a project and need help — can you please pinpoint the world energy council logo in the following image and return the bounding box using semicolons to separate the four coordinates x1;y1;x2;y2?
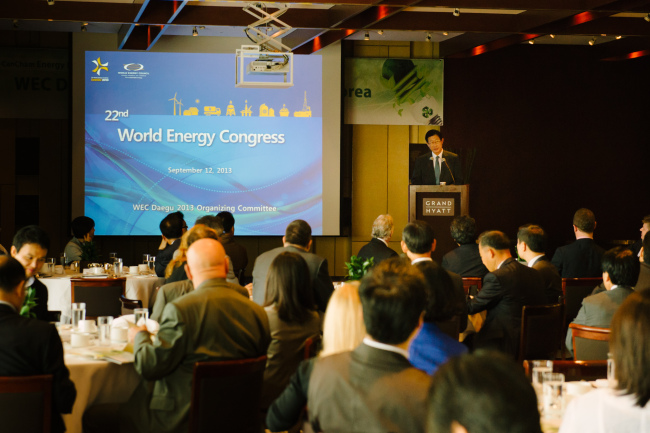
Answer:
119;63;149;80
90;57;109;82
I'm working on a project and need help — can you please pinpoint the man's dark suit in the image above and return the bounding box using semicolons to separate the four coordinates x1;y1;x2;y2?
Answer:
441;243;489;278
220;233;248;279
531;256;563;303
0;303;76;433
252;245;334;311
411;150;463;185
636;262;650;292
467;257;546;357
551;238;605;278
357;238;398;266
155;238;181;277
29;277;50;321
121;278;270;433
307;343;431;433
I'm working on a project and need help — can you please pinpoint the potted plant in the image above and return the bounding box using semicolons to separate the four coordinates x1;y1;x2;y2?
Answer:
344;256;374;281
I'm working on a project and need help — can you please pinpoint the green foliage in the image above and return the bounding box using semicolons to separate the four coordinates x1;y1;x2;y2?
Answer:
20;286;37;318
344;255;374;281
81;241;100;261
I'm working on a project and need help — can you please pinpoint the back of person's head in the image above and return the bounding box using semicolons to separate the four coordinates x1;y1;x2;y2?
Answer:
424;129;443;142
0;256;26;294
165;224;220;278
195;215;224;235
285;220;311;248
403;221;435;254
428;351;542;433
644;232;650;264
160;211;185;239
186;238;227;280
217;211;235;233
450;216;477;245
602;246;639;287
415;261;463;323
321;281;366;357
71;216;95;239
517;224;547;253
12;225;50;252
359;257;425;345
478;230;510;251
264;252;315;323
371;214;394;240
573;208;596;233
610;290;650;408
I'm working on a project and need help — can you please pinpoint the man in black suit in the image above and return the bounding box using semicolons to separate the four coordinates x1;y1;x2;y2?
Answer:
357;214;398;266
442;215;488;278
155;211;187;277
401;220;467;332
517;224;562;304
216;211;248;281
307;257;431;433
251;220;334;311
0;256;76;433
410;130;463;185
467;231;546;358
551;208;605;278
637;233;650;292
10;225;50;320
631;215;650;258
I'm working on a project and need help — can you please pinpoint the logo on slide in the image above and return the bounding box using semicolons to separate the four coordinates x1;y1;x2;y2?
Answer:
124;63;144;71
92;58;109;76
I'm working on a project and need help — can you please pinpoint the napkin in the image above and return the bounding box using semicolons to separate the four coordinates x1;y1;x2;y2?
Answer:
113;315;160;333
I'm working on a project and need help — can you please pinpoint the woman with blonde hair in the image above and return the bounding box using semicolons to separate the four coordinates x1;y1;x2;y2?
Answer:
266;282;366;431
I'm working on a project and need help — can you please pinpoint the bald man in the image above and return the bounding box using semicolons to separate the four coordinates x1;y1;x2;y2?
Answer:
119;238;271;433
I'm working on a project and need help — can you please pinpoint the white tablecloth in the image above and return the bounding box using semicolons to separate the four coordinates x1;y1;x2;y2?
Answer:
64;354;140;433
42;274;165;320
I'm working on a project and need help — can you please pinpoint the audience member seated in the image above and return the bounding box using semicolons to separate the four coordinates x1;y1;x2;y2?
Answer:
551;208;605;278
151;223;247;322
217;211;248;281
357;214;398;266
261;251;321;408
64;216;95;263
466;231;546;358
10;225;51;320
154;211;186;277
636;232;650;292
560;290;650;433
85;238;270;433
565;246;638;357
164;215;239;284
428;351;542;433
307;257;431;433
0;256;76;433
517;224;562;303
402;220;467;330
631;214;650;257
409;261;468;375
442;215;488;278
266;281;366;432
251;220;334;312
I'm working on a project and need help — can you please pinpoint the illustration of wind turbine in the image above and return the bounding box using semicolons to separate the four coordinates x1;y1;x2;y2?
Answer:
178;99;184;115
169;92;181;116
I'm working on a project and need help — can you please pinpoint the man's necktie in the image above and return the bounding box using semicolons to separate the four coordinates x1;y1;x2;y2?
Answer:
434;156;441;184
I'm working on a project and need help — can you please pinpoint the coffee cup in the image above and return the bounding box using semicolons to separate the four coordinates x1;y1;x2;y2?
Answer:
78;319;96;333
129;266;139;275
138;264;148;274
71;332;92;347
110;326;128;342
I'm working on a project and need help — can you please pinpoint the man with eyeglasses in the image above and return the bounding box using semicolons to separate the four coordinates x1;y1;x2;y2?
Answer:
411;130;463;185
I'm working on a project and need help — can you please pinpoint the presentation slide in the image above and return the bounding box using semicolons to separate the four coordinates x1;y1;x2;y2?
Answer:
85;51;323;236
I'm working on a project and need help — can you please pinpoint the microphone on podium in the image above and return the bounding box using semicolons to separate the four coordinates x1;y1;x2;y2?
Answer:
441;158;456;185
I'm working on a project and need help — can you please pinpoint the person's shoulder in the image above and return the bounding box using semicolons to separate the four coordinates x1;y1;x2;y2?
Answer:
443;150;459;158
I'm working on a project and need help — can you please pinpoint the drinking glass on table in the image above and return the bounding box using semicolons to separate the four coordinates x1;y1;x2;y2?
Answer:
109;252;117;263
71;302;86;329
607;352;617;387
542;372;565;419
531;360;553;411
46;258;56;275
134;308;148;327
60;252;67;267
147;256;156;275
113;258;123;276
142;254;150;265
98;316;113;346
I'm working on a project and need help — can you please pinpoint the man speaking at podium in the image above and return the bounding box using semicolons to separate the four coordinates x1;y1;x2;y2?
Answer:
411;130;463;185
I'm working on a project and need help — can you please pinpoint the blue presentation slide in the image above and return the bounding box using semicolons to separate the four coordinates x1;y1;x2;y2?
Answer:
85;51;322;236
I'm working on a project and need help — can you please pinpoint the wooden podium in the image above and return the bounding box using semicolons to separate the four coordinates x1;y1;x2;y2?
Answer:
409;185;470;263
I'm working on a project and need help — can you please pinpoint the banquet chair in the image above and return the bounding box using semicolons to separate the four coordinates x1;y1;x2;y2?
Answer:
303;334;322;359
524;360;607;382
71;277;126;320
0;374;52;433
569;323;611;361
119;294;143;315
562;278;602;326
462;277;482;296
189;355;267;433
518;303;564;362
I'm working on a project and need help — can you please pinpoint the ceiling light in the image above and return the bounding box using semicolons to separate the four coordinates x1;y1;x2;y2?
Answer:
616;35;622;39
364;31;369;41
426;33;431;42
377;30;384;35
645;13;650;22
47;0;55;5
549;34;555;38
453;8;460;17
81;23;87;32
442;31;448;36
528;39;535;45
589;37;596;46
192;26;198;37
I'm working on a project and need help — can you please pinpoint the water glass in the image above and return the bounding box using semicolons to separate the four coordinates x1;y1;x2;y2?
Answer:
109;252;117;263
608;352;617;387
60;252;67;267
98;316;113;346
542;372;565;419
71;302;86;329
531;360;553;389
142;253;150;265
134;308;149;327
114;258;123;276
46;258;56;275
147;256;156;274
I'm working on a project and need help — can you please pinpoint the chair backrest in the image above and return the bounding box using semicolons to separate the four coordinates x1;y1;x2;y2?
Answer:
569;323;611;361
71;277;126;319
303;334;322;360
462;277;483;296
189;355;267;433
0;374;52;433
518;303;563;362
524;360;607;382
119;294;143;315
562;278;602;325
